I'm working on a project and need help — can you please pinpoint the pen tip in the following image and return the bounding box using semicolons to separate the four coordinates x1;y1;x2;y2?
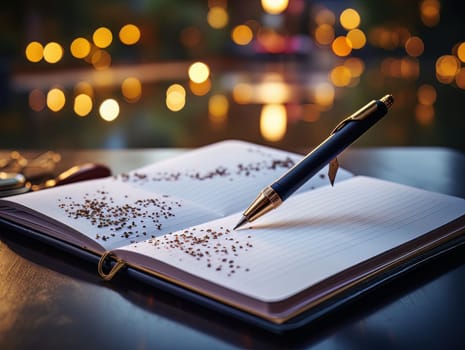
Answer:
233;216;248;230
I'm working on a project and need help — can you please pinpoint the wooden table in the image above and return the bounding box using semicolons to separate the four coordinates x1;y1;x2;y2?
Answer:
1;147;465;349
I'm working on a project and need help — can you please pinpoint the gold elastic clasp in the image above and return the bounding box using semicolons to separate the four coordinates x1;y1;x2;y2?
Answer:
98;251;126;281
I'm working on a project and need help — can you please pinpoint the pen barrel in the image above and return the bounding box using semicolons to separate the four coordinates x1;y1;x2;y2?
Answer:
271;100;388;201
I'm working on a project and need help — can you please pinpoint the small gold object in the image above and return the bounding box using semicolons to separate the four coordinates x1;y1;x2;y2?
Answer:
98;251;127;281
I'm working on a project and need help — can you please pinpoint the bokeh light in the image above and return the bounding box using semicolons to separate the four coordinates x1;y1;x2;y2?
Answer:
119;24;141;45
256;81;290;104
340;8;361;30
257;28;286;53
166;84;186;112
93;27;113;48
260;104;287;142
261;0;289;15
420;0;440;27
70;37;91;59
400;57;420;80
435;55;460;83
415;104;435;126
346;29;366;49
99;99;120;121
121;77;142;102
188;62;210;83
167;84;186;97
314;82;335;108
166;92;186;112
47;88;66;112
405;36;424;57
43;42;63;63
231;25;253;46
232;83;253;104
457;42;465;63
344;57;365;77
330;66;352;87
314;24;335;46
207;7;229;29
455;68;465;89
25;41;43;63
91;49;112;70
416;82;437;126
417;84;437;105
332;36;352;57
74;94;93;117
29;89;46;111
189;79;211;96
208;94;229;124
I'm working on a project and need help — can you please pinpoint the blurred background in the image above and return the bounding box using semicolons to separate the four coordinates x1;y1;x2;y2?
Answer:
1;0;465;153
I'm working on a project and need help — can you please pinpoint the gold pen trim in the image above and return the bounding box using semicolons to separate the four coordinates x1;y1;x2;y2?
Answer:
243;186;283;223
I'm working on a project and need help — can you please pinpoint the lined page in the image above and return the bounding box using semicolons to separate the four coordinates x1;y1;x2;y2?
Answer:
119;176;465;302
111;140;353;216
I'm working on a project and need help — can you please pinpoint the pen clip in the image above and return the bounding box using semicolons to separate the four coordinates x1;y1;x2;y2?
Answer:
330;118;356;134
330;100;378;134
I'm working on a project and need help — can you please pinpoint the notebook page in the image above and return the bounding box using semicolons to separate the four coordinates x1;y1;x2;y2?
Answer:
0;178;220;251
118;176;465;303
112;140;353;216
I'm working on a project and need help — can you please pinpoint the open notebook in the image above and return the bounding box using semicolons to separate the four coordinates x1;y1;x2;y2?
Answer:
1;140;465;331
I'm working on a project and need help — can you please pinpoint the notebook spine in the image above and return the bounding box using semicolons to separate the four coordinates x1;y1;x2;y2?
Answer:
98;251;127;281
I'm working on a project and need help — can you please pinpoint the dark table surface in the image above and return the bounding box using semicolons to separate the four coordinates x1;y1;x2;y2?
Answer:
1;147;465;349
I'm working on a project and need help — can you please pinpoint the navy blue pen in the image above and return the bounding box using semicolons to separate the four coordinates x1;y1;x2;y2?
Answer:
233;94;394;230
